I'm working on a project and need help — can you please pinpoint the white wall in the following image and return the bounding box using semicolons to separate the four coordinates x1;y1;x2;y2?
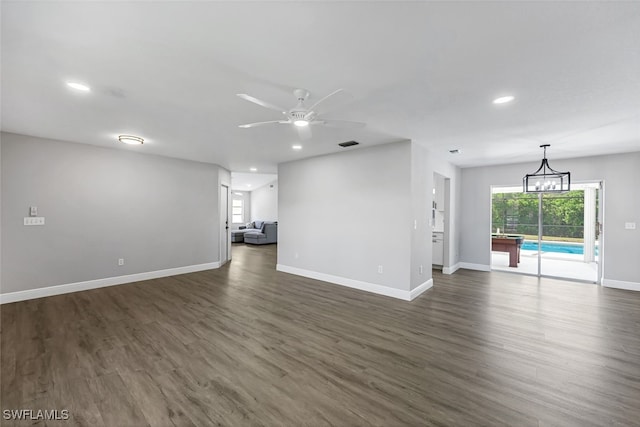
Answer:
410;142;432;290
460;152;640;287
1;132;225;297
251;180;278;221
278;142;413;297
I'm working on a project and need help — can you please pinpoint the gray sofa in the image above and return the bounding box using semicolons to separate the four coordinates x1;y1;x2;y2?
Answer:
244;221;277;245
231;220;277;244
231;220;263;243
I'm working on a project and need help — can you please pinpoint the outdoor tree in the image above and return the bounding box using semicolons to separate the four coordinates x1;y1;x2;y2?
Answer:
492;190;585;240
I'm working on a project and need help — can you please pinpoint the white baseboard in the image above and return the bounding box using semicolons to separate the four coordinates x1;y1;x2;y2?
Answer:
602;278;640;292
409;279;433;301
276;264;426;301
0;262;220;304
459;262;491;272
442;263;460;275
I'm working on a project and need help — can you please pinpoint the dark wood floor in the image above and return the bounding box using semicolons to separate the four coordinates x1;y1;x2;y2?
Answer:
2;243;639;426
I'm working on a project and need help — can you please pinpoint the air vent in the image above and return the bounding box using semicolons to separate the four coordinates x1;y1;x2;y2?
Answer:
338;140;360;148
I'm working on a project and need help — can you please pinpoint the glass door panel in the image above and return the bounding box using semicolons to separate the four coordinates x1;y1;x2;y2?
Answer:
540;189;598;282
491;188;539;275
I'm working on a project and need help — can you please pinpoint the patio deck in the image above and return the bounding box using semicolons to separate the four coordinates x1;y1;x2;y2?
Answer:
491;249;598;283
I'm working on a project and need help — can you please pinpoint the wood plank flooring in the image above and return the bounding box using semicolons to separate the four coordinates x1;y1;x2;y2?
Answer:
2;243;640;426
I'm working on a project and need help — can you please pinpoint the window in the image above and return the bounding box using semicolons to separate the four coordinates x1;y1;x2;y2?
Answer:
232;199;244;224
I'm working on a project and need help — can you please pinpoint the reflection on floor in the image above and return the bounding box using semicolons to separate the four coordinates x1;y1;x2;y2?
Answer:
492;250;598;282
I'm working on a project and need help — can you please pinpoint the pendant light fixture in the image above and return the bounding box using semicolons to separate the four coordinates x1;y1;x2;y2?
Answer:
523;144;570;193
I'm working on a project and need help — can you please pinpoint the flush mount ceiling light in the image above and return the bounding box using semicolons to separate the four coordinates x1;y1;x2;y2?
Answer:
493;95;515;104
118;135;144;145
523;144;570;193
292;144;302;150
250;167;257;172
66;82;90;92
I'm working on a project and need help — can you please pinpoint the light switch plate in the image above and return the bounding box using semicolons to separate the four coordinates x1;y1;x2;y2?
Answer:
24;217;45;226
625;222;636;230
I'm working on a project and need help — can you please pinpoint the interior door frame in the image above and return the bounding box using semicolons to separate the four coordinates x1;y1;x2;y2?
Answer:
597;180;605;284
220;184;230;265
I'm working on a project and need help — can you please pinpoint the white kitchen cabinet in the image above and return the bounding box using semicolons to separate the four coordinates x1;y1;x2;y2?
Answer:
432;232;444;266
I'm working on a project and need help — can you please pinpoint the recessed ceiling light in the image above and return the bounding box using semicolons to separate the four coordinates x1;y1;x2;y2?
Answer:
118;135;144;145
66;82;91;92
293;120;309;127
250;167;257;172
292;144;302;150
247;184;252;187
493;95;515;104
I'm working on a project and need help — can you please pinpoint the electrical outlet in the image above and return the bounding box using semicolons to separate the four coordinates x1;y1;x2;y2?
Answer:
377;265;383;274
24;217;45;226
118;258;125;266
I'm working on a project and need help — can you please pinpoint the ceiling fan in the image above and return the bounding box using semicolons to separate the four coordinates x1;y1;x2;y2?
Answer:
236;88;365;134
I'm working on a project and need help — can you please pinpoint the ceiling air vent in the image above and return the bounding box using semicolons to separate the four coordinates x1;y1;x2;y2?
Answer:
338;140;360;148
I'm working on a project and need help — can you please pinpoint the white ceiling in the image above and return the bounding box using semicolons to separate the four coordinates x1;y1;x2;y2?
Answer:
2;1;639;172
231;172;277;192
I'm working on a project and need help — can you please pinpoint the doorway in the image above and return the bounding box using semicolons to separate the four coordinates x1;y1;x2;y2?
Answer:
490;182;602;283
432;172;452;272
220;184;230;265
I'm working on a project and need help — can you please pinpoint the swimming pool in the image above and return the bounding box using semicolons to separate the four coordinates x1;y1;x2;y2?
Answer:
521;240;593;255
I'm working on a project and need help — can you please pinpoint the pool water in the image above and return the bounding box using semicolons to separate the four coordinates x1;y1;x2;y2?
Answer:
521;240;593;255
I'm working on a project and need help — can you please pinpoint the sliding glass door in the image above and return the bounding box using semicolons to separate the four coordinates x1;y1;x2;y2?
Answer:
491;183;600;283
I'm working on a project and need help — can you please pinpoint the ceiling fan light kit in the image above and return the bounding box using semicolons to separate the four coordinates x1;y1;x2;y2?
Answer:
237;88;365;135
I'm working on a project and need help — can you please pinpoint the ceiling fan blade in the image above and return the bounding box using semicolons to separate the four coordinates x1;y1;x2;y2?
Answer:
237;94;287;114
306;89;344;116
238;120;289;128
311;119;366;129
